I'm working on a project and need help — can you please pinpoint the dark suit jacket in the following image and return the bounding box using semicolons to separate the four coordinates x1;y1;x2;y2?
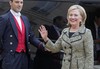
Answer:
0;11;44;68
33;25;63;69
46;25;60;40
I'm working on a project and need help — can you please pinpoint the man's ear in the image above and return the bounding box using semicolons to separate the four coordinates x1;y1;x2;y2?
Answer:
9;1;12;6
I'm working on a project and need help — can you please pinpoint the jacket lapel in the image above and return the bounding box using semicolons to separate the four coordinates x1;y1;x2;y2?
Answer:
62;28;71;44
9;12;29;42
9;12;18;38
62;25;86;44
21;15;28;42
70;25;86;43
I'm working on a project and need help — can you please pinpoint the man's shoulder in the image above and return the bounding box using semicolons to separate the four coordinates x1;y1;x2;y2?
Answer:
21;14;27;17
21;14;28;19
1;12;10;17
0;11;11;21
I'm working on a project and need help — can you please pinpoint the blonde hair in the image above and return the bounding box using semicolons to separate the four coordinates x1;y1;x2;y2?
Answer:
67;5;87;26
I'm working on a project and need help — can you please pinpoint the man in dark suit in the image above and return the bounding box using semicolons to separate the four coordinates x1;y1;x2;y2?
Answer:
0;0;45;69
94;10;100;64
0;49;2;69
33;16;67;69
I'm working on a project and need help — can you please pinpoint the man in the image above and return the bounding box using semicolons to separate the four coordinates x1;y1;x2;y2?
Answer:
93;10;100;64
0;0;44;69
33;16;67;69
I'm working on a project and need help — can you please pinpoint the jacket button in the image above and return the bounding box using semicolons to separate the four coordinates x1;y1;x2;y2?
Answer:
69;46;72;48
10;35;13;37
68;59;71;62
28;35;30;37
10;42;13;45
69;53;71;55
28;49;31;52
28;42;30;44
64;46;66;49
10;50;13;52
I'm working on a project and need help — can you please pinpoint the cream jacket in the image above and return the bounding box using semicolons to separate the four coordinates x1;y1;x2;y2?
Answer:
45;25;94;69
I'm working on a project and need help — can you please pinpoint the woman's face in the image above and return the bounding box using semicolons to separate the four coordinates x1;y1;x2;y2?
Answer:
67;9;82;26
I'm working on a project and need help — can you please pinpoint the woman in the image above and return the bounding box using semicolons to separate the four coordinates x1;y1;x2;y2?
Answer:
39;5;94;69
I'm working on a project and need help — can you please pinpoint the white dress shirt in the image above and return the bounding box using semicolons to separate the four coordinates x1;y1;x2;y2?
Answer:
10;9;22;31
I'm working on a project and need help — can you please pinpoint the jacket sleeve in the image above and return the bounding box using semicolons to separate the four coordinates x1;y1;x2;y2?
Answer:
29;30;45;50
0;16;7;49
27;19;45;50
83;29;94;69
45;35;62;53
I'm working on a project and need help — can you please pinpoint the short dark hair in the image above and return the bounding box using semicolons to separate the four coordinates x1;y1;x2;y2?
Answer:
53;16;66;24
53;16;67;28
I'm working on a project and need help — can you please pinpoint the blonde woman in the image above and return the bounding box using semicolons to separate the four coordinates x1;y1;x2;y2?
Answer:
39;5;94;69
